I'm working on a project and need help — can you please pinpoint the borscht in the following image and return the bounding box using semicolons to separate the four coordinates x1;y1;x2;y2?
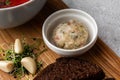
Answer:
0;0;29;8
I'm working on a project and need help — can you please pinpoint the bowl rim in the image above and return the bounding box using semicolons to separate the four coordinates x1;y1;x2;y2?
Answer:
0;0;33;10
42;9;98;52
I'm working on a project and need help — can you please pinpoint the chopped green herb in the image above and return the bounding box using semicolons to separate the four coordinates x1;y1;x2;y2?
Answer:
37;61;43;71
5;0;11;6
2;38;47;79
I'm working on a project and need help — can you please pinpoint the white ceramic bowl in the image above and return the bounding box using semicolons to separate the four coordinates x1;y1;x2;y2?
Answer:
0;0;46;29
42;9;98;56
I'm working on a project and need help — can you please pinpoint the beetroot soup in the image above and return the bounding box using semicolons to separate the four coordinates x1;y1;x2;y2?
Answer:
0;0;29;8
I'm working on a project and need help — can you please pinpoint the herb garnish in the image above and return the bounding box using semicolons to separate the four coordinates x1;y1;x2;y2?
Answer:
5;0;11;6
0;38;47;79
0;0;10;7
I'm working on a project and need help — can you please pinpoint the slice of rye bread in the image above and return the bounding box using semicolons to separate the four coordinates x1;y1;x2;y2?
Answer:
34;57;105;80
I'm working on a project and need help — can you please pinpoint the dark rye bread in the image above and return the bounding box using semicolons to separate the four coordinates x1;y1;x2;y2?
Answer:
34;57;105;80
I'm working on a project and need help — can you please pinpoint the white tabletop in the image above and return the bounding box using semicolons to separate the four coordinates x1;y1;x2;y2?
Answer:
63;0;120;57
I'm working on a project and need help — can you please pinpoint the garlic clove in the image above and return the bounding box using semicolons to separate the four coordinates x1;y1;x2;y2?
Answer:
14;39;23;54
0;61;14;72
21;57;36;74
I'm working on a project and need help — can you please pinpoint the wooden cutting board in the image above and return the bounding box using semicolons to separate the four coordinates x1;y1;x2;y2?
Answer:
0;0;120;80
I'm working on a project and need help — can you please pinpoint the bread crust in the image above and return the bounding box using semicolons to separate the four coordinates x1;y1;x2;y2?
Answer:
34;57;105;80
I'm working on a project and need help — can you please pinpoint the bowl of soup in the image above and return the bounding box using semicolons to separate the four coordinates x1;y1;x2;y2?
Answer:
0;0;47;29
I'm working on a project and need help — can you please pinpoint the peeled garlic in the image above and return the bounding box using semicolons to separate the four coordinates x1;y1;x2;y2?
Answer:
14;39;23;54
0;61;14;72
21;57;36;74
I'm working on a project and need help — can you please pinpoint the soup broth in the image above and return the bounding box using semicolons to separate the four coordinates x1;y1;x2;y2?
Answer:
0;0;29;8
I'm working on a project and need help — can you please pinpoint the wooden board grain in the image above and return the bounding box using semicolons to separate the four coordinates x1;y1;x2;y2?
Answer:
0;0;120;80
